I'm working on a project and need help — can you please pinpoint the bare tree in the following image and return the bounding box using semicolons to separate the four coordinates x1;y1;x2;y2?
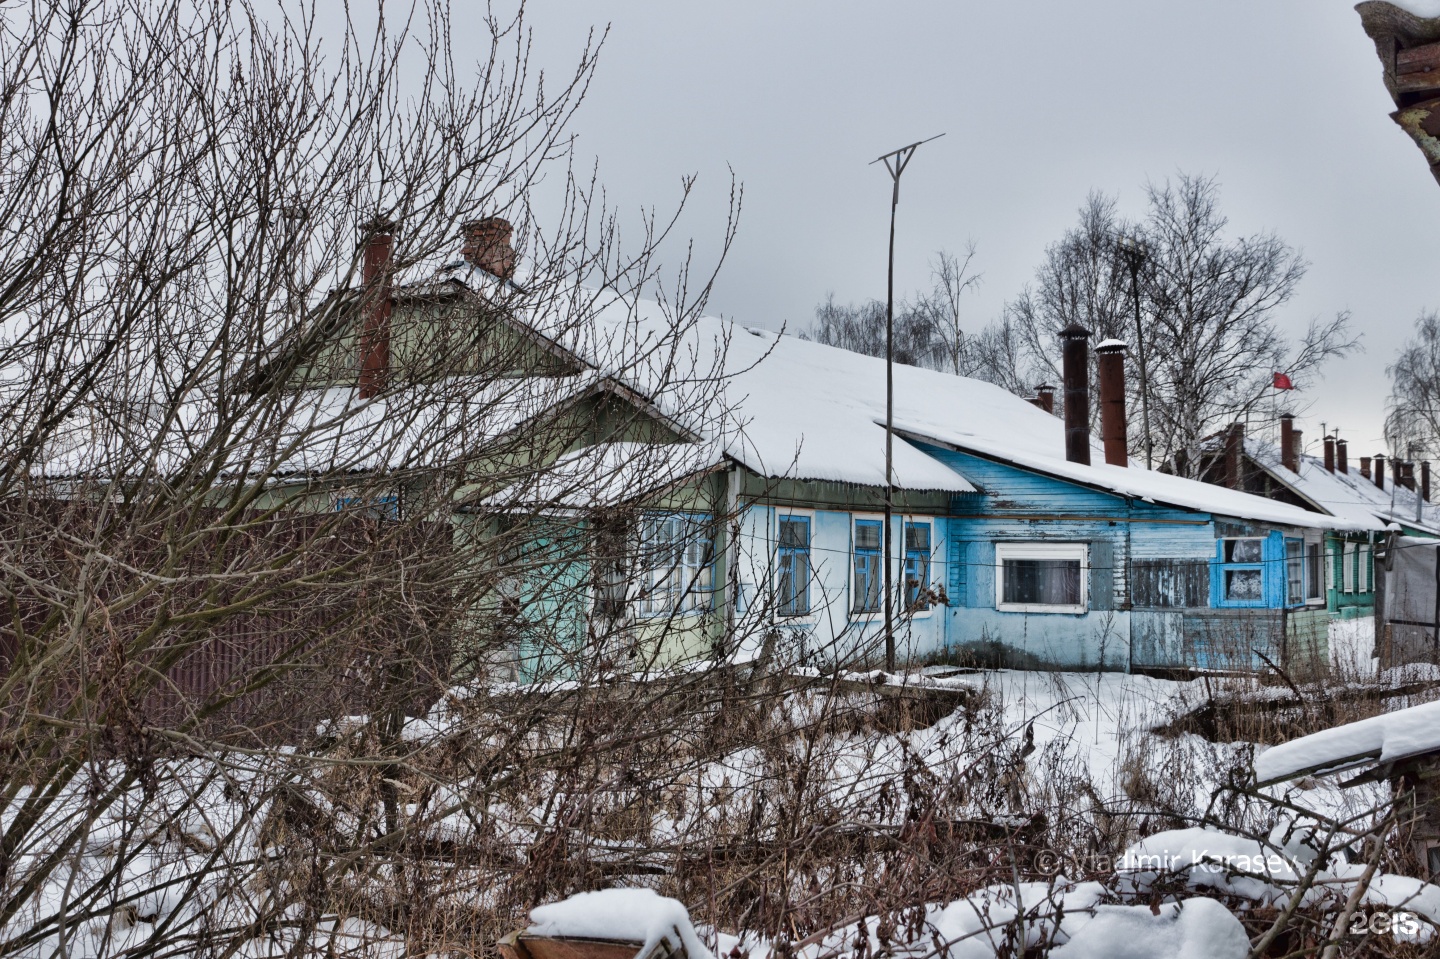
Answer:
804;246;983;375
911;245;983;376
1006;175;1358;474
0;1;748;955
803;294;940;368
1;6;1419;959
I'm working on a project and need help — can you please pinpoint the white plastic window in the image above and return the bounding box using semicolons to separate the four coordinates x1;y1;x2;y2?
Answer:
996;543;1088;614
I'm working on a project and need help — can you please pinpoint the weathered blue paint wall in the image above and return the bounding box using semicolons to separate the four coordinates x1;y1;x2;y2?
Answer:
916;442;1225;669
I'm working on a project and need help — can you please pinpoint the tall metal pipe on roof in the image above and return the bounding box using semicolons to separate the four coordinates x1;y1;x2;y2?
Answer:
1324;435;1336;473
1060;323;1092;466
1280;414;1297;472
1096;340;1128;467
1425;461;1432;503
1225;422;1244;490
1375;454;1387;490
1337;439;1349;474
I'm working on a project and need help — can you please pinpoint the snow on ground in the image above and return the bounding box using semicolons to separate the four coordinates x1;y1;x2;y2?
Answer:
549;880;1250;959
12;664;1440;958
981;670;1210;793
1329;617;1376;678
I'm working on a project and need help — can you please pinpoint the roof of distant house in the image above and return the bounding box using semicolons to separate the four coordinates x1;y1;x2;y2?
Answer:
1238;437;1440;535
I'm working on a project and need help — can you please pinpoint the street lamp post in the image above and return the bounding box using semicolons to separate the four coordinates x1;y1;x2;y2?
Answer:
1116;235;1152;469
872;134;942;672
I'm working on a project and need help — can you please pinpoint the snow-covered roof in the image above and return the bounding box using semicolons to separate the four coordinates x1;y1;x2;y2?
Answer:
477;440;726;510
282;261;1377;529
551;295;978;494
704;325;1366;527
1255;699;1440;785
442;277;1369;527
32;372;601;481
1242;439;1439;535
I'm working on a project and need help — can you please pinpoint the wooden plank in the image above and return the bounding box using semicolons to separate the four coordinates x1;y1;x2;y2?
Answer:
504;935;650;959
1398;41;1440;95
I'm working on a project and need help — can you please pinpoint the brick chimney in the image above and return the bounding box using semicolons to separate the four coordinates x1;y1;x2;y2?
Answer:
1360;456;1372;481
1280;414;1296;472
1375;454;1386;490
1425;461;1432;503
1224;422;1244;490
1336;439;1348;474
358;219;395;399
1096;340;1128;467
1403;461;1417;490
1030;384;1056;415
1323;435;1336;472
1060;323;1092;465
460;217;517;279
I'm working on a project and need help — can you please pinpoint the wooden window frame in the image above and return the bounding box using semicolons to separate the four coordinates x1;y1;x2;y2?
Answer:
776;512;812;619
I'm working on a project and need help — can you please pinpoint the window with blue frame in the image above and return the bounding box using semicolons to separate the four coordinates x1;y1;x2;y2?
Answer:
853;519;882;613
777;515;811;617
333;490;399;521
637;513;714;615
372;493;400;521
904;521;932;611
1218;538;1265;606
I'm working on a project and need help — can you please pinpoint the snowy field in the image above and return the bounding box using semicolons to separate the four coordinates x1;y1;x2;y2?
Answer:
9;640;1440;959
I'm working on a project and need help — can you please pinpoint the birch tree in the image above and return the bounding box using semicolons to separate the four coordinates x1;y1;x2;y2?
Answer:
1386;309;1440;459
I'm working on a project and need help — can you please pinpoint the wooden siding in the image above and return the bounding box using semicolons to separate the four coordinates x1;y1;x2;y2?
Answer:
1131;559;1210;608
911;441;1334;673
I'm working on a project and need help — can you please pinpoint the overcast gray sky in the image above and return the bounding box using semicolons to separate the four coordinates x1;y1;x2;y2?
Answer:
512;0;1437;458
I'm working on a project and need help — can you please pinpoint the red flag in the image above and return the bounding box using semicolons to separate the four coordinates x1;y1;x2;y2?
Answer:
1273;372;1294;390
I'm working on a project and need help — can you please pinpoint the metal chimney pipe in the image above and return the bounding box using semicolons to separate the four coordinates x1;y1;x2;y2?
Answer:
1336;439;1349;474
358;218;395;399
1096;340;1128;467
1403;461;1417;490
1225;422;1244;490
1032;384;1055;415
1060;323;1092;465
1375;454;1386;490
1425;461;1432;503
1360;456;1372;481
1293;429;1303;469
1280;414;1296;472
1323;435;1336;473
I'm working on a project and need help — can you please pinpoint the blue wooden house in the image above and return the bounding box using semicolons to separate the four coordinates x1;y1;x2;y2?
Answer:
290;224;1382;678
542;309;1385;677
